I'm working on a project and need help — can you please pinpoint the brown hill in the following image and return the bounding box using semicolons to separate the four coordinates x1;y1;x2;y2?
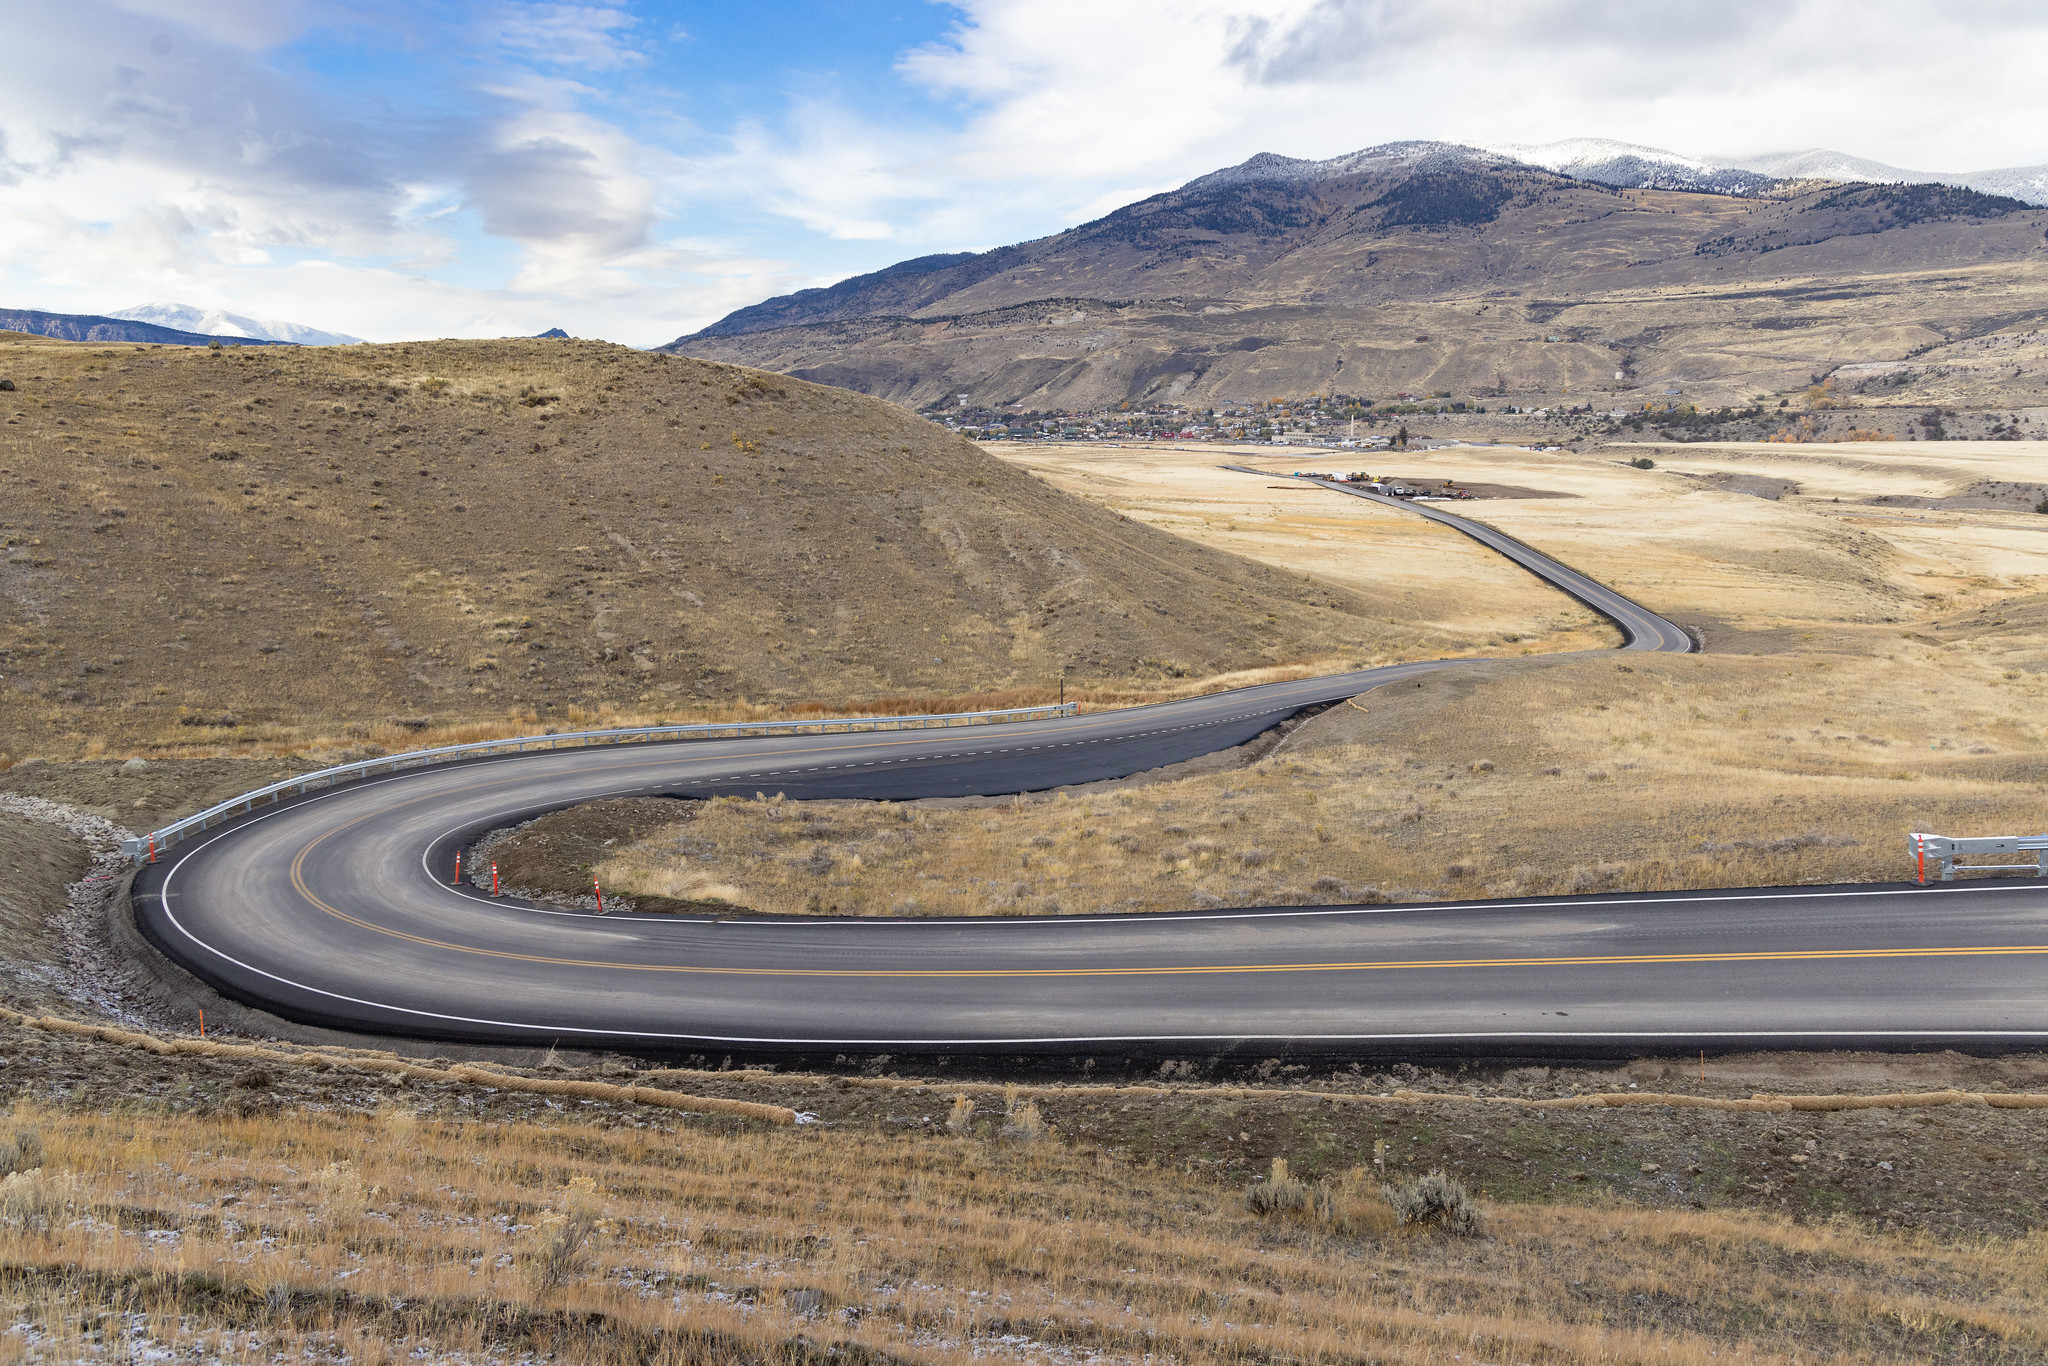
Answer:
0;332;1431;759
666;143;2048;411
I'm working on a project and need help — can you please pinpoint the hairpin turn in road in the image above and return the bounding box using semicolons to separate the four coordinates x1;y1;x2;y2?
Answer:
129;477;2048;1054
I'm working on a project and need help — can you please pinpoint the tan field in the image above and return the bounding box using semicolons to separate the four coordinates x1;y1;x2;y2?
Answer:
984;441;1618;651
585;438;2048;915
2;1096;2041;1365
1213;439;2048;635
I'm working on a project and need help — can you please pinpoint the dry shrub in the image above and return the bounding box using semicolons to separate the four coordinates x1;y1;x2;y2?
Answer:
312;1160;367;1227
1248;1159;1402;1235
1246;1157;1325;1221
1385;1169;1481;1236
0;1167;77;1231
945;1094;976;1134
1002;1087;1046;1144
0;1128;43;1178
527;1175;607;1294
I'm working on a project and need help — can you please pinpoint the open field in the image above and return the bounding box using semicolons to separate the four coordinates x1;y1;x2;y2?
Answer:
0;333;1499;762
0;1012;2045;1363
981;442;1617;654
552;438;2048;916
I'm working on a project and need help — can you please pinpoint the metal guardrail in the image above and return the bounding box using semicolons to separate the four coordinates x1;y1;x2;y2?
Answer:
1910;832;2048;883
121;701;1080;865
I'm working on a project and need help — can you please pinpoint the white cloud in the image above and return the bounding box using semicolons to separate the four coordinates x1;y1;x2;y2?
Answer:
719;0;2048;264
492;4;648;71
907;0;2048;178
0;1;785;345
3;0;2044;350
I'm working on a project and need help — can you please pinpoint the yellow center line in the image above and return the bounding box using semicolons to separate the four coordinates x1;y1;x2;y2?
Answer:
255;713;2048;984
287;834;2048;978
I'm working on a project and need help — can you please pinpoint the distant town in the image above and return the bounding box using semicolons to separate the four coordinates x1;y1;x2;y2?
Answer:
920;392;1674;447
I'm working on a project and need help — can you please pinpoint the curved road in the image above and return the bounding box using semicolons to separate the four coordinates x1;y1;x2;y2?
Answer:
131;482;2048;1054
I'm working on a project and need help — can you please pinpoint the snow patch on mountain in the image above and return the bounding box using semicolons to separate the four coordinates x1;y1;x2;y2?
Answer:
108;302;363;347
1180;141;1519;191
1193;136;2048;206
1485;137;1715;174
1720;149;2048;204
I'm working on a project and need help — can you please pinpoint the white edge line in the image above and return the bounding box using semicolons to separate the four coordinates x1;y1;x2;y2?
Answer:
151;802;2048;1046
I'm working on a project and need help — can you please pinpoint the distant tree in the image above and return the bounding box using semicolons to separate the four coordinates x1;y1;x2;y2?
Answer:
1396;426;1409;448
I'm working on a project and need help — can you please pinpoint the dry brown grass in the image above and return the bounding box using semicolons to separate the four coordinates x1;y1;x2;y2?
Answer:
990;443;1618;656
0;333;1441;761
594;438;2048;915
598;627;2048;915
0;1099;2041;1363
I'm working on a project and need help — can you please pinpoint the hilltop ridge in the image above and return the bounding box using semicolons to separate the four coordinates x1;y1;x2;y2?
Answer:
667;141;2048;410
0;332;1457;756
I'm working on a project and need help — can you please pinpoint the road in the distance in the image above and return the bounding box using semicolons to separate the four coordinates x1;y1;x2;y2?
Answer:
1223;466;1693;651
129;479;2048;1054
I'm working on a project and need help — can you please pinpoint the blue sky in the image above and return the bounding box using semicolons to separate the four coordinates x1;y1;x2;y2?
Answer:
3;1;2045;347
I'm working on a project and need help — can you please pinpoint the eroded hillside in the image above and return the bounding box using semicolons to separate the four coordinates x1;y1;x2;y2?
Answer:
0;334;1522;758
670;145;2048;411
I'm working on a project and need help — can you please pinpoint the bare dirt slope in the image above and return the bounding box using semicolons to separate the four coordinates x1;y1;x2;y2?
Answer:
0;333;1442;758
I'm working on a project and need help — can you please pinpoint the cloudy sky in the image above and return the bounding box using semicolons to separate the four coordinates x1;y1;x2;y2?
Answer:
4;0;2044;347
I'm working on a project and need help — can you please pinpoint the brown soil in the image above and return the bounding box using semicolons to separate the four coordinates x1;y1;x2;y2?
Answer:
1685;470;1803;500
482;796;721;913
0;755;307;830
0;817;85;1010
1871;478;2048;511
1357;474;1574;500
0;332;1410;760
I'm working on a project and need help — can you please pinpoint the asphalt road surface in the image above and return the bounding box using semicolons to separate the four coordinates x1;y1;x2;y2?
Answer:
131;483;2048;1054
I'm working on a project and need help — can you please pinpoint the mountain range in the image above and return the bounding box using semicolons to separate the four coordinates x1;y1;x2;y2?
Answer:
665;139;2048;412
108;302;363;346
0;307;292;348
1490;137;2048;206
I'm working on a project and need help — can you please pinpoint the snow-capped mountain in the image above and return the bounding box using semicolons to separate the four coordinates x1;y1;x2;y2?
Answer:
1722;148;1926;183
1483;137;2048;205
1488;137;1713;174
108;302;363;347
1484;138;1774;196
1719;149;2048;205
1178;141;1522;192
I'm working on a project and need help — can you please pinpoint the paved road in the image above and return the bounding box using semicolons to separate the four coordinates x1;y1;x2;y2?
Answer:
129;482;2048;1054
1224;467;1693;651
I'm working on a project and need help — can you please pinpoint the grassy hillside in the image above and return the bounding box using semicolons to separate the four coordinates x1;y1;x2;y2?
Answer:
0;1044;2043;1364
0;333;1444;759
